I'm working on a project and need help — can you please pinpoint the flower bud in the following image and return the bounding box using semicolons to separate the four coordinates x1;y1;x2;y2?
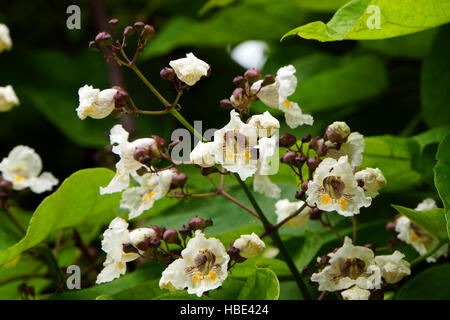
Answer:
220;98;234;109
179;224;192;240
171;172;188;188
133;21;145;31
148;237;161;248
325;121;350;143
163;229;181;245
295;190;304;200
0;179;13;192
200;166;218;176
152;135;166;147
168;140;181;150
95;31;112;45
306;157;321;170
227;246;246;263
108;18;119;26
152;225;166;238
316;143;328;157
232;87;244;100
244;69;261;84
160;67;175;81
233;75;245;88
113;86;129;109
133;147;149;163
385;221;397;233
309;136;320;150
188;216;213;231
123;26;135;37
123;243;139;254
279;133;297;148
141;24;155;39
301;134;311;143
301;181;309;192
309;207;321;220
280;151;297;165
294;155;306;169
261;74;275;87
88;41;99;51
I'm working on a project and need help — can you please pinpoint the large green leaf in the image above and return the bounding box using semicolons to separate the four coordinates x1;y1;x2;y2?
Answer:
362;136;422;193
237;267;280;300
143;0;308;58
421;25;450;128
397;263;450;300
283;0;450;42
434;132;450;240
0;168;120;265
392;205;447;242
296;0;351;12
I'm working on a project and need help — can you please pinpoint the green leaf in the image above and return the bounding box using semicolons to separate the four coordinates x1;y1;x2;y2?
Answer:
434;132;450;240
362;135;422;193
0;168;120;265
237;267;280;300
421;25;450;128
392;205;447;242
397;263;450;300
283;0;450;42
231;257;291;279
143;1;308;58
296;0;352;12
291;229;323;270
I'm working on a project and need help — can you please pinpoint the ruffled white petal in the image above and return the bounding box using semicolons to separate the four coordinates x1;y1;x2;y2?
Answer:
0;85;19;112
169;52;209;86
76;85;116;120
341;286;371;300
233;233;265;258
0;24;12;52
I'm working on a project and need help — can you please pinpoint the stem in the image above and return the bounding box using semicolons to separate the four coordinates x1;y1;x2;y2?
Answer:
234;174;311;300
322;213;344;241
218;189;259;219
261;202;308;238
351;216;357;243
3;206;27;235
410;241;442;266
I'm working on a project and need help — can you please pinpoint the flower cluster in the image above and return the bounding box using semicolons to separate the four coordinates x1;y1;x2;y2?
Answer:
0;24;19;112
311;237;410;300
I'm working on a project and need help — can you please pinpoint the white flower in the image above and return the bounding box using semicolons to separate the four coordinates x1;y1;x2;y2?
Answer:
374;251;410;284
96;217;139;284
212;110;258;181
247;111;280;138
341;286;371;300
100;125;156;195
275;199;310;227
326;132;365;167
120;169;175;219
0;24;12;52
251;65;313;129
306;156;371;217
415;198;437;211
159;230;229;297
76;85;117;120
0;85;19;112
0;145;58;193
327;121;351;141
190;141;218;167
395;199;448;263
129;227;156;248
311;237;382;292
354;167;386;197
169;52;209;86
233;233;265;258
253;136;280;199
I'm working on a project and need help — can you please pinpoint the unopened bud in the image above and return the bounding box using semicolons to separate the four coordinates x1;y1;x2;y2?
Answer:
233;76;245;87
301;181;309;192
295;190;304;200
152;225;166;238
220;98;234;109
108;18;119;26
0;179;13;192
232;87;244;100
188;216;213;231
261;74;275;87
95;31;112;45
88;41;99;51
325;121;350;143
123;26;135;37
160;67;175;81
316;143;328;157
141;24;155;39
168;140;181;150
244;69;261;84
294;155;306;169
179;224;192;240
306;157;321;170
227;246;246;263
279;133;297;148
309;136;320;150
309;207;321;220
386;221;397;233
113;86;129;109
133;21;145;31
301;134;311;143
163;229;181;245
171;172;188;188
280;151;297;165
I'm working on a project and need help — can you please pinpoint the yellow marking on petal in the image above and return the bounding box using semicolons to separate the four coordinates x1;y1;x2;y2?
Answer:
193;272;202;284
118;262;125;270
15;176;24;182
410;233;419;242
116;169;120;175
322;195;331;204
340;199;347;210
148;191;155;200
208;272;217;282
283;100;291;109
244;151;250;160
85;107;94;114
225;150;234;160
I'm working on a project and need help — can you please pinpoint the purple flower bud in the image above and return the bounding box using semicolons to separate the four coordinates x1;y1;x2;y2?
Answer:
95;31;112;45
220;99;234;109
133;21;145;31
123;26;135;37
163;229;181;245
295;190;305;200
140;24;156;39
309;136;320;150
301;134;311;143
309;207;321;220
279;133;297;148
261;74;275;87
188;216;213;231
306;157;321;170
233;76;245;87
301;181;309;192
152;225;166;238
108;18;119;26
179;224;192;240
385;221;397;233
160;67;175;81
232;87;244;100
280;151;297;165
171;172;188;188
244;68;261;84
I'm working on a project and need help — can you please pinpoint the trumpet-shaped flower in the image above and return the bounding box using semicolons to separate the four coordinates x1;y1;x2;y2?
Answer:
251;65;313;129
247;111;280;138
0;145;58;193
159;230;229;297
306;156;371;216
190;141;218;168
311;237;382;292
395;198;448;263
76;85;117;120
326;132;365;167
213;110;258;181
100;125;156;194
354;167;386;198
374;251;410;284
169;53;209;86
0;24;12;52
0;85;19;112
233;233;265;259
253;136;281;199
275;199;310;227
96;217;139;284
120;169;175;219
